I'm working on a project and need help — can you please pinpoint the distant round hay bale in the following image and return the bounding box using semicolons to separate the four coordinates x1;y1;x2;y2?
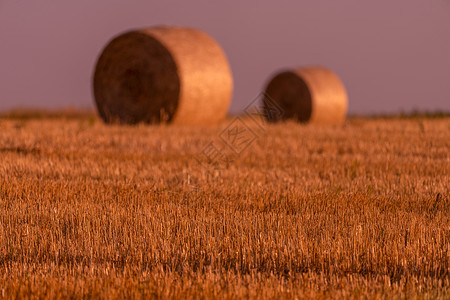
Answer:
263;67;348;124
93;26;233;125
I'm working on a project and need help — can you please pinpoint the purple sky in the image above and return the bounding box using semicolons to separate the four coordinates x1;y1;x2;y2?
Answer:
0;1;449;114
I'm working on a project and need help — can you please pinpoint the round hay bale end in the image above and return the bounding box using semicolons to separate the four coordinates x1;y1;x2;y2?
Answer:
93;26;233;125
263;67;348;124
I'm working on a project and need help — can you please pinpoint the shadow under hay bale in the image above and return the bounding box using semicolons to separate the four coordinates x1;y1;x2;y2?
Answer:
263;67;348;125
93;26;233;125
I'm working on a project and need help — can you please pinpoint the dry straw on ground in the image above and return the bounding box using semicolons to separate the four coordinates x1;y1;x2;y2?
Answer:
264;67;348;124
93;26;233;125
0;115;449;298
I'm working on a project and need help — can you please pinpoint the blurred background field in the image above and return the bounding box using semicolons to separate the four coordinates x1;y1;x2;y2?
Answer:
0;114;448;298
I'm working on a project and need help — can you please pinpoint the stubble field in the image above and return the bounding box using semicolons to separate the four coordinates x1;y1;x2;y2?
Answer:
0;112;449;299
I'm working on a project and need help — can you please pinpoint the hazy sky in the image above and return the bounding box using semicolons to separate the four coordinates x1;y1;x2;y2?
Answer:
0;1;449;114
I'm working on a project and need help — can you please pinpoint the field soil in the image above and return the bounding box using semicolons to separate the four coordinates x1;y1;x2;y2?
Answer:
0;114;449;299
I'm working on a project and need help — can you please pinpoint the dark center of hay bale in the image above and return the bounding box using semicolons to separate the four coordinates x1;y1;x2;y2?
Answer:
93;32;180;124
264;71;312;122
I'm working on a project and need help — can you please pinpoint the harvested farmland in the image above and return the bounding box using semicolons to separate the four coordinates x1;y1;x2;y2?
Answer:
0;114;449;299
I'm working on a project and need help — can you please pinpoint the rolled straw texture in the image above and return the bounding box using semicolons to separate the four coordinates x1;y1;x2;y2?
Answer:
93;26;233;125
264;67;348;124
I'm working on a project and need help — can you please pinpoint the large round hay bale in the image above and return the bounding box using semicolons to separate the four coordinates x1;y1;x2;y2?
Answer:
263;67;348;124
93;26;233;125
